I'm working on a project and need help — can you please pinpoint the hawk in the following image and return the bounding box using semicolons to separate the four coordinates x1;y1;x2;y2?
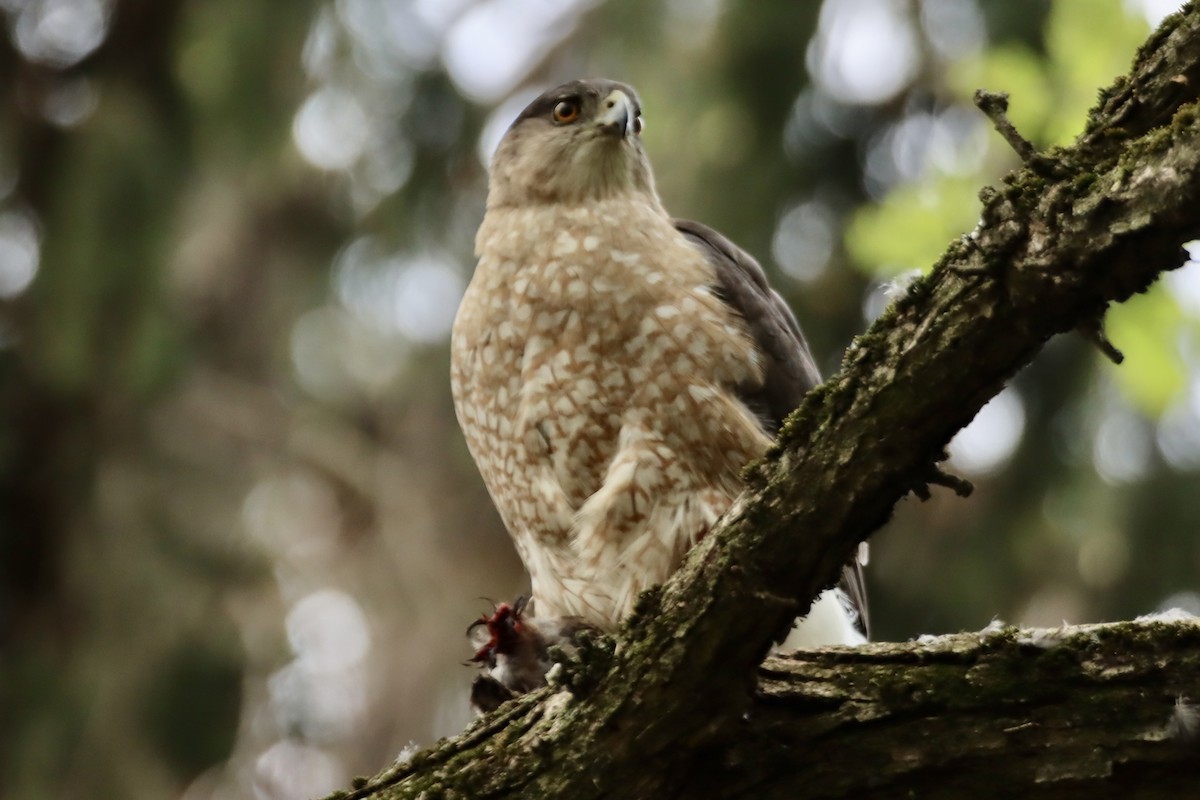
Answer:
451;78;867;648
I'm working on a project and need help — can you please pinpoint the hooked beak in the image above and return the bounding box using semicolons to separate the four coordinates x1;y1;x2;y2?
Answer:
596;89;635;138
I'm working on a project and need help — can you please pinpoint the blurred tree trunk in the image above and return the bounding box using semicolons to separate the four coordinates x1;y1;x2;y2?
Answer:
0;1;334;794
0;0;189;691
328;6;1200;799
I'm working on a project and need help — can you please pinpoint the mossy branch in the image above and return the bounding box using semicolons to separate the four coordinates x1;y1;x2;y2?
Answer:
341;618;1200;799
334;5;1200;798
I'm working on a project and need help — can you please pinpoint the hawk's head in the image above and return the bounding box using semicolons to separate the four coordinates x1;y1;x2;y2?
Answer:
488;78;656;208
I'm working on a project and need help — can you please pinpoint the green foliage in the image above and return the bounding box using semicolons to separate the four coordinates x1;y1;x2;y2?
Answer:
845;177;983;276
1043;0;1152;145
846;0;1191;417
1105;290;1187;415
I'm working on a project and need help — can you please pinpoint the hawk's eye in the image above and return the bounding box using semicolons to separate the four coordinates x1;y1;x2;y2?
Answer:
552;99;581;124
633;114;644;135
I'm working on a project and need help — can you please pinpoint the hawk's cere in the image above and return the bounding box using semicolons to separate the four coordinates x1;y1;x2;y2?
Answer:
451;78;867;646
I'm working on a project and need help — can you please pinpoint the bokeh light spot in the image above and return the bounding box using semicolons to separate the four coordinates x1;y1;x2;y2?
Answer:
919;0;986;62
41;77;98;127
334;237;464;343
254;740;343;800
809;0;920;106
1163;243;1200;317
0;210;41;298
772;200;835;283
443;0;595;102
948;388;1026;475
12;0;110;68
1094;408;1152;484
293;87;371;171
286;589;371;673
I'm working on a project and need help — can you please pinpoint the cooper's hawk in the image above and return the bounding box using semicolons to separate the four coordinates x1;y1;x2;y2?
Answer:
451;78;867;647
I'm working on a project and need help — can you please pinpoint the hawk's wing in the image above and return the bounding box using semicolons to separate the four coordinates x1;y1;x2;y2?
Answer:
674;218;869;639
673;219;820;427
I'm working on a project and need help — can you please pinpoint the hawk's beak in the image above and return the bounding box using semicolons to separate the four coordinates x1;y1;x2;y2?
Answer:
597;90;635;139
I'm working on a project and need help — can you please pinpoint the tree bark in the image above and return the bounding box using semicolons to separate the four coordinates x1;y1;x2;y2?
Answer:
330;5;1200;798
743;619;1200;799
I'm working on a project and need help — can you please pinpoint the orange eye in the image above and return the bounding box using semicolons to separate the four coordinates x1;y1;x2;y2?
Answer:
552;99;581;124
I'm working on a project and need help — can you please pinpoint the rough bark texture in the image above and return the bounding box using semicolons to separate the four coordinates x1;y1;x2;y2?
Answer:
744;618;1200;799
330;6;1200;798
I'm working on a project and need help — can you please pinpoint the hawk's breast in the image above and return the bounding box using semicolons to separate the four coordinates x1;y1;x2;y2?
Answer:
451;198;772;626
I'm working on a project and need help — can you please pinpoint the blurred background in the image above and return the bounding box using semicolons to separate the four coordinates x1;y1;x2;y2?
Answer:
1;0;1198;797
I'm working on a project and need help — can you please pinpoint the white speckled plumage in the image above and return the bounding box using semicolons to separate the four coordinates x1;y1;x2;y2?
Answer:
455;198;766;625
451;79;865;641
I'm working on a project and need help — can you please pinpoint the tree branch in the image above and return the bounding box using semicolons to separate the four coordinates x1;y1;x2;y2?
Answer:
974;89;1037;161
335;5;1200;797
341;618;1200;799
740;617;1200;799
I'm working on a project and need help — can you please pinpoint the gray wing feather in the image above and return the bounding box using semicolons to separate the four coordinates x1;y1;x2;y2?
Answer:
673;219;820;428
674;218;869;639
